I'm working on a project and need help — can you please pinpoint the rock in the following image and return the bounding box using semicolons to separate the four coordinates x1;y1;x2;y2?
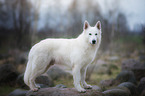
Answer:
8;89;28;96
94;64;112;75
102;89;129;96
37;84;49;88
121;59;145;80
122;59;142;70
9;49;28;64
0;54;10;60
47;66;71;80
139;55;145;62
55;84;67;88
0;64;18;85
108;56;119;61
115;70;137;84
26;87;103;96
138;77;145;95
17;74;54;89
36;75;54;87
118;82;138;96
140;89;145;96
100;79;116;87
16;74;28;89
92;85;102;92
114;86;131;95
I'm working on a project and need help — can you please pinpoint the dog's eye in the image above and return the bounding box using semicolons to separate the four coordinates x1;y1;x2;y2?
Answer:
89;33;92;35
95;33;97;35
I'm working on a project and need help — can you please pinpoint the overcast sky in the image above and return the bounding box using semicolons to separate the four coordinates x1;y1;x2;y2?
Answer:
97;0;145;30
31;0;145;31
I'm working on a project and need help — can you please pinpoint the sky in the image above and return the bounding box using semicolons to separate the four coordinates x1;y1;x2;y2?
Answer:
120;0;145;30
97;0;145;31
30;0;145;31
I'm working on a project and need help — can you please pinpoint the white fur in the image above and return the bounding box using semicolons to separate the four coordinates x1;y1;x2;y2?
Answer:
24;21;102;92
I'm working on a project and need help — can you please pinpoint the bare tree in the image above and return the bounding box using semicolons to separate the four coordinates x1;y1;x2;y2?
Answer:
30;0;41;46
11;0;32;50
141;25;145;44
104;0;120;54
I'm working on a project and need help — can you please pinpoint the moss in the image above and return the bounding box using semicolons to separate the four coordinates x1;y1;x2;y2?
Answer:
0;85;16;96
54;78;74;88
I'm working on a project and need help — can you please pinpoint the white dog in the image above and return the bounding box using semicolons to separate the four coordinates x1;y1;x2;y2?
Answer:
24;20;102;92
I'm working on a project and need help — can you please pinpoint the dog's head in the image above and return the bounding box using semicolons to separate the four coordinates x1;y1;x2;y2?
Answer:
83;20;101;45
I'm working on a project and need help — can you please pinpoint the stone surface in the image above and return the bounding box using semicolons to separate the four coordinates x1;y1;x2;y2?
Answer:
118;82;138;96
36;75;54;87
26;87;103;96
17;74;54;89
95;64;112;75
121;59;145;80
55;84;67;88
102;89;129;96
8;89;28;96
115;70;136;84
47;66;72;80
16;74;28;89
100;79;116;87
140;89;145;96
37;84;49;88
0;64;18;85
138;77;145;95
92;85;102;92
108;56;119;61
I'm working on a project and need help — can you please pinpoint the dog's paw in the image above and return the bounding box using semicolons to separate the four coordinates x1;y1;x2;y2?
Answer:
78;88;86;93
84;85;92;89
36;85;41;89
32;88;39;92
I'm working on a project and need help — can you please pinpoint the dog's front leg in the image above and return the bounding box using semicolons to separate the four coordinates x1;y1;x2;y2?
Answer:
72;65;86;93
81;67;92;89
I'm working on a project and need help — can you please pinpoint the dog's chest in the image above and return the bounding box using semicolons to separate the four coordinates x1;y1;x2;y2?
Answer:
81;47;96;64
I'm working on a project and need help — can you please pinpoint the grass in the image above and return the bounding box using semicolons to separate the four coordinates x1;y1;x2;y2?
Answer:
117;35;143;44
54;78;74;88
53;64;121;88
90;66;121;85
0;85;16;96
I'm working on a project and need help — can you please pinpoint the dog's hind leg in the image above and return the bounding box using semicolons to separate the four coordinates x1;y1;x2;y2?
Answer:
29;73;39;91
29;58;54;91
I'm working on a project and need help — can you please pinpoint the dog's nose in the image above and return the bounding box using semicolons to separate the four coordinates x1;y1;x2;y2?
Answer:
92;40;96;44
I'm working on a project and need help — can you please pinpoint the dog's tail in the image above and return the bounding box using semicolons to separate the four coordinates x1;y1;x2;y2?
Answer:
24;61;31;87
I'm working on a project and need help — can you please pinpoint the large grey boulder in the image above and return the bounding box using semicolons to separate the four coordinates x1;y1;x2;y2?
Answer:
26;87;103;96
8;89;28;96
47;66;72;80
121;59;145;80
16;74;54;89
115;70;137;84
36;75;54;87
0;64;18;85
102;89;129;96
138;77;145;95
118;82;138;96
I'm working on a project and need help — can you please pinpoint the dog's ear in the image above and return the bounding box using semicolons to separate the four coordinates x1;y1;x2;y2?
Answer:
95;21;101;30
84;20;90;30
